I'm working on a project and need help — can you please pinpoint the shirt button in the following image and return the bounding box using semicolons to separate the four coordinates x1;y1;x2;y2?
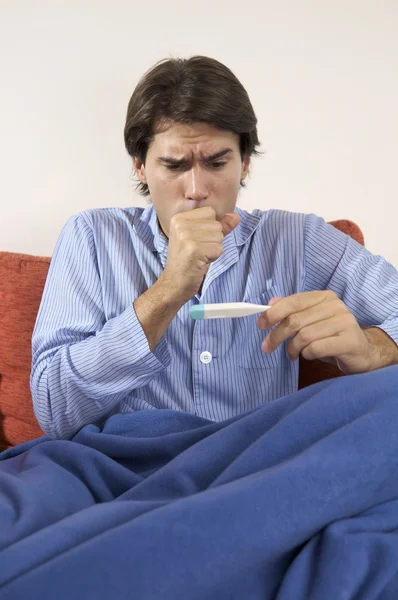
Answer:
200;351;212;364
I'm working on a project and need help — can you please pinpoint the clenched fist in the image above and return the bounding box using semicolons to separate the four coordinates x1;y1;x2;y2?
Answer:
161;206;240;300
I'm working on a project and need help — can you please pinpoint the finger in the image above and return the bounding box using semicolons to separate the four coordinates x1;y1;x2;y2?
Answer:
219;212;240;235
184;220;223;232
257;297;283;329
299;334;358;365
183;241;224;264
180;206;217;220
200;242;225;263
261;290;337;328
258;295;346;338
285;314;354;360
183;229;224;243
262;304;350;355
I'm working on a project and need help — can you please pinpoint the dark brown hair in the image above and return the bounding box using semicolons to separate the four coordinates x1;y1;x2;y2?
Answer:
124;56;261;196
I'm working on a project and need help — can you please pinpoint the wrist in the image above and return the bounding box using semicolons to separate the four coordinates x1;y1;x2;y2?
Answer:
133;278;187;352
156;272;194;305
154;274;190;308
363;327;398;370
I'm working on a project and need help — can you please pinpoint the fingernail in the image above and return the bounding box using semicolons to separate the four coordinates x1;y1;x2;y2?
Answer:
262;339;269;353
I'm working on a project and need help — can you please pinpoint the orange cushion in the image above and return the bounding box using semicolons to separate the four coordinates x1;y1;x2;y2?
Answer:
0;252;50;449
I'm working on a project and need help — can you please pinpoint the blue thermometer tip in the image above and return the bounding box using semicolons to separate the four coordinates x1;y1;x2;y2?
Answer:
189;305;205;320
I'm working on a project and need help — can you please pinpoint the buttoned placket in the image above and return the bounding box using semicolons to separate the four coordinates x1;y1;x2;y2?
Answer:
190;232;240;414
146;206;261;416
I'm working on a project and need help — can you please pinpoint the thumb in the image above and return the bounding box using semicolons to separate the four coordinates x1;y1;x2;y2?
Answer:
220;212;240;236
268;296;283;306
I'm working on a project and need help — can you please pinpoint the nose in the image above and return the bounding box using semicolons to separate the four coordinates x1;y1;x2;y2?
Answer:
184;166;209;201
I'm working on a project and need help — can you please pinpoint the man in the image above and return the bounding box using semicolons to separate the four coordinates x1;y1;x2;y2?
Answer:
30;56;398;440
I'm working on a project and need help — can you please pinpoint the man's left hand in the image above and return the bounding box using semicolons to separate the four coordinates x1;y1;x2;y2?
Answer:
257;291;374;375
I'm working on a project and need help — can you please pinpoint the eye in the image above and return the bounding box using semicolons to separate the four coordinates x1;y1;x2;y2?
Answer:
208;161;227;169
165;164;183;171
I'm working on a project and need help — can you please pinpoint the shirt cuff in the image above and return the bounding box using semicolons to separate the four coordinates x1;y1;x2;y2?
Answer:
113;302;171;374
377;320;398;348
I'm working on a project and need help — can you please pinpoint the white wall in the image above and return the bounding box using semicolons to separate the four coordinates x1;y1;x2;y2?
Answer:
1;0;397;266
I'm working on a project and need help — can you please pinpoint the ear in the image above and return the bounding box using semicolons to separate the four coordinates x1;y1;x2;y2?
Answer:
240;155;251;182
133;157;147;184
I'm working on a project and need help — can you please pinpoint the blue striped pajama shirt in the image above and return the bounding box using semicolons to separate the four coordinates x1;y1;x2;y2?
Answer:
30;205;398;439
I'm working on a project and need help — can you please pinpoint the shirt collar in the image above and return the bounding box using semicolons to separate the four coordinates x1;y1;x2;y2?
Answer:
233;206;261;247
133;204;164;255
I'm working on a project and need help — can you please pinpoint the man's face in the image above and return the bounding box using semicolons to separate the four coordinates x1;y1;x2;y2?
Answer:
134;122;250;237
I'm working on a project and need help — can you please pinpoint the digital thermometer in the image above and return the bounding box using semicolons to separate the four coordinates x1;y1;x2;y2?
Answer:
189;302;272;320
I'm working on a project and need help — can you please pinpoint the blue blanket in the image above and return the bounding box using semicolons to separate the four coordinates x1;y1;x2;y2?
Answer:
1;366;398;599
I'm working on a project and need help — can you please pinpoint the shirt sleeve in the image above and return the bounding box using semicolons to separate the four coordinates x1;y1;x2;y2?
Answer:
30;213;171;440
303;213;398;345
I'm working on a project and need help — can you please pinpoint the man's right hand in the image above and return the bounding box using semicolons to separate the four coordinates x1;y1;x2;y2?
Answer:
160;207;240;301
134;207;240;351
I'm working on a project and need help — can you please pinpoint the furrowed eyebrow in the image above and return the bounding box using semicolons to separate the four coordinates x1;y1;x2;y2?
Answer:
158;148;233;165
158;156;187;166
205;148;233;161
